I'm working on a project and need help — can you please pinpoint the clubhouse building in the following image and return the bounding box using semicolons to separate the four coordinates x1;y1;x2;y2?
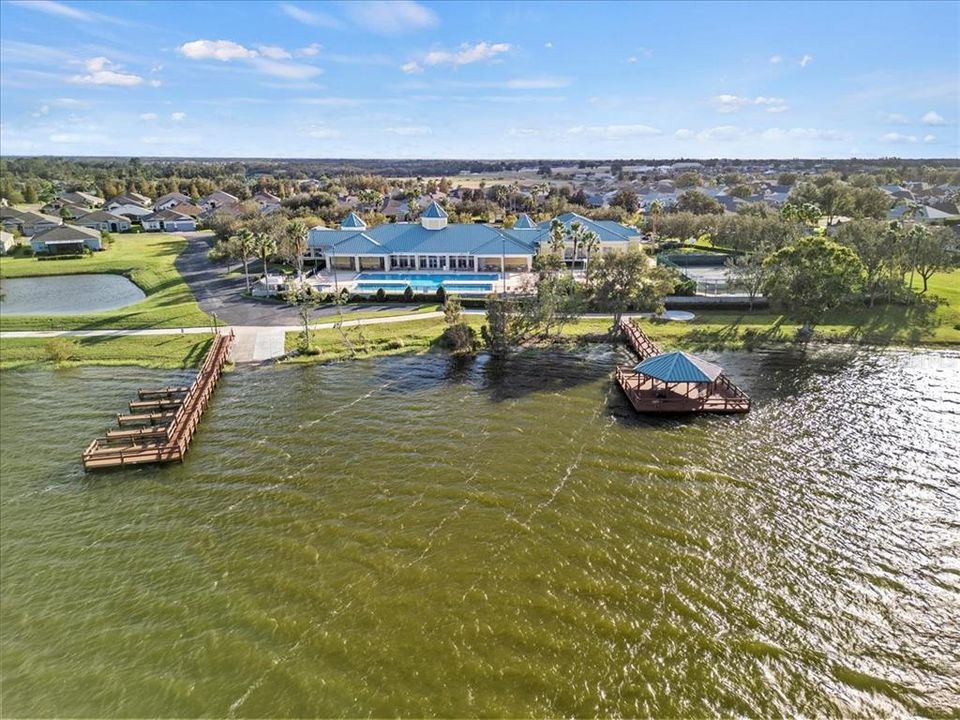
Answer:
306;202;645;274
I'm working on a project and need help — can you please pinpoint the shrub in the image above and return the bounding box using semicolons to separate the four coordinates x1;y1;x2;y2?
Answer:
435;286;447;303
403;286;414;302
439;323;478;354
375;288;386;302
385;338;405;350
44;338;79;362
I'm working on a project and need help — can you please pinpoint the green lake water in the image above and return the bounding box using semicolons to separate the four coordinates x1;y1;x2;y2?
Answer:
1;346;958;717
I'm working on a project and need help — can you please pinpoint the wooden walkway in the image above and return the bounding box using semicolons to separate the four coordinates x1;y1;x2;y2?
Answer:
615;320;751;414
82;332;234;470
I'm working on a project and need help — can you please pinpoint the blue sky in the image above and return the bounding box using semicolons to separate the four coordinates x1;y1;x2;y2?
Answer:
1;0;957;159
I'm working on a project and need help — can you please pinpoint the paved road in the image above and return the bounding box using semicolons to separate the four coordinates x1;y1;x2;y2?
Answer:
174;232;425;327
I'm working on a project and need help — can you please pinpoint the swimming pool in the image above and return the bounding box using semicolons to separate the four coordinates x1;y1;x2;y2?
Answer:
354;272;499;295
358;272;500;282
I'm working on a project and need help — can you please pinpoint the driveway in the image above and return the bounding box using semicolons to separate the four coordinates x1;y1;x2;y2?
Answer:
174;232;424;327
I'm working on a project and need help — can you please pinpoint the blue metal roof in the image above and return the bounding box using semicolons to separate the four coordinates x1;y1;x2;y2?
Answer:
633;351;724;383
422;201;448;219
340;212;366;229
537;212;639;242
513;213;537;229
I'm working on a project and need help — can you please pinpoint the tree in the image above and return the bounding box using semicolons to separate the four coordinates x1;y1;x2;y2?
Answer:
762;235;866;334
23;184;38;204
236;228;255;292
481;296;537;358
582;230;601;277
675;171;702;189
676;190;724;215
610;188;639;213
836;220;893;306
587;247;675;332
283;282;319;352
728;184;753;199
281;219;309;279
647;199;664;237
254;231;277;283
911;225;954;294
439;294;477;354
777;172;798;187
725;251;768;311
780;201;822;228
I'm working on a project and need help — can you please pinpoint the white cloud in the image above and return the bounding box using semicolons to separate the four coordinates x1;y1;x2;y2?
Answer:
296;43;322;57
544;42;553;49
881;132;918;144
799;54;813;67
179;39;257;61
385;126;431;135
423;42;511;67
712;94;788;113
280;2;342;28
507;128;539;137
345;0;437;34
761;127;844;141
307;126;341;139
49;132;107;143
698;125;749;141
10;0;90;21
298;97;364;106
250;57;321;79
258;45;292;60
769;55;782;64
503;77;568;89
171;112;187;121
149;79;162;87
924;134;937;143
921;111;945;126
139;112;158;121
401;61;422;73
68;57;143;86
627;56;638;63
32;104;49;117
674;129;695;140
882;112;910;125
567;124;662;139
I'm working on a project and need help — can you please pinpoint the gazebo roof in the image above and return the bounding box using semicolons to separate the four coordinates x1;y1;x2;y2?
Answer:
633;351;724;383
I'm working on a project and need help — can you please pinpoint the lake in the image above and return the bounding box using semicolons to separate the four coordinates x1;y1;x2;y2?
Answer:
1;346;958;717
0;273;146;315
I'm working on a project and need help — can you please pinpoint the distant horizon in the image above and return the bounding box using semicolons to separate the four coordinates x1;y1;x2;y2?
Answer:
1;1;956;159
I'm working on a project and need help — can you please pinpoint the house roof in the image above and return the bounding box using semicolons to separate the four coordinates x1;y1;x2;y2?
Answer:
154;192;191;207
19;210;62;224
144;209;193;221
33;224;100;243
310;221;537;257
77;210;127;223
170;203;203;217
633;351;724;383
513;213;537;229
537;212;640;242
340;211;366;229
422;201;448;219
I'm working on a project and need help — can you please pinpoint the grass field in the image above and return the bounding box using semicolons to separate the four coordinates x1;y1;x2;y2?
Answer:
0;334;212;369
284;269;960;363
0;234;209;331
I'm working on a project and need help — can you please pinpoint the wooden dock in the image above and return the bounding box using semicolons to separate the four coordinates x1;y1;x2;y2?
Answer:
82;332;234;471
615;319;751;414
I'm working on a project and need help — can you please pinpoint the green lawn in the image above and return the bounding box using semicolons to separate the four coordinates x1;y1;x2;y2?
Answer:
0;234;209;331
284;269;960;363
0;334;213;369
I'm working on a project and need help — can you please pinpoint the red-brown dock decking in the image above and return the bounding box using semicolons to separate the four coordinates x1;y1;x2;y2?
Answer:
615;319;751;414
82;332;233;470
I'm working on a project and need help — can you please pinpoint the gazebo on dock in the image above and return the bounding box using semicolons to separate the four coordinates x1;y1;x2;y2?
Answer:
615;350;751;413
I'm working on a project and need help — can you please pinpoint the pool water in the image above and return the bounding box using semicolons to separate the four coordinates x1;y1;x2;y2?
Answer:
355;272;499;295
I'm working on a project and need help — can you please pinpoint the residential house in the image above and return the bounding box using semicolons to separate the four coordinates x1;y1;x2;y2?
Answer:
887;203;957;223
153;192;193;211
0;230;16;254
18;211;62;236
0;207;28;232
75;210;131;233
103;203;153;220
58;190;104;208
40;201;87;220
253;190;282;214
31;224;102;254
105;192;152;210
141;209;197;232
199;190;239;212
169;202;203;218
381;197;412;221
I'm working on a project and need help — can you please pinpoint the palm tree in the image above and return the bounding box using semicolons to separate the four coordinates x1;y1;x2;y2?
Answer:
648;200;664;238
570;221;585;269
549;218;566;258
235;228;255;293
582;230;600;278
286;220;309;280
255;231;277;289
